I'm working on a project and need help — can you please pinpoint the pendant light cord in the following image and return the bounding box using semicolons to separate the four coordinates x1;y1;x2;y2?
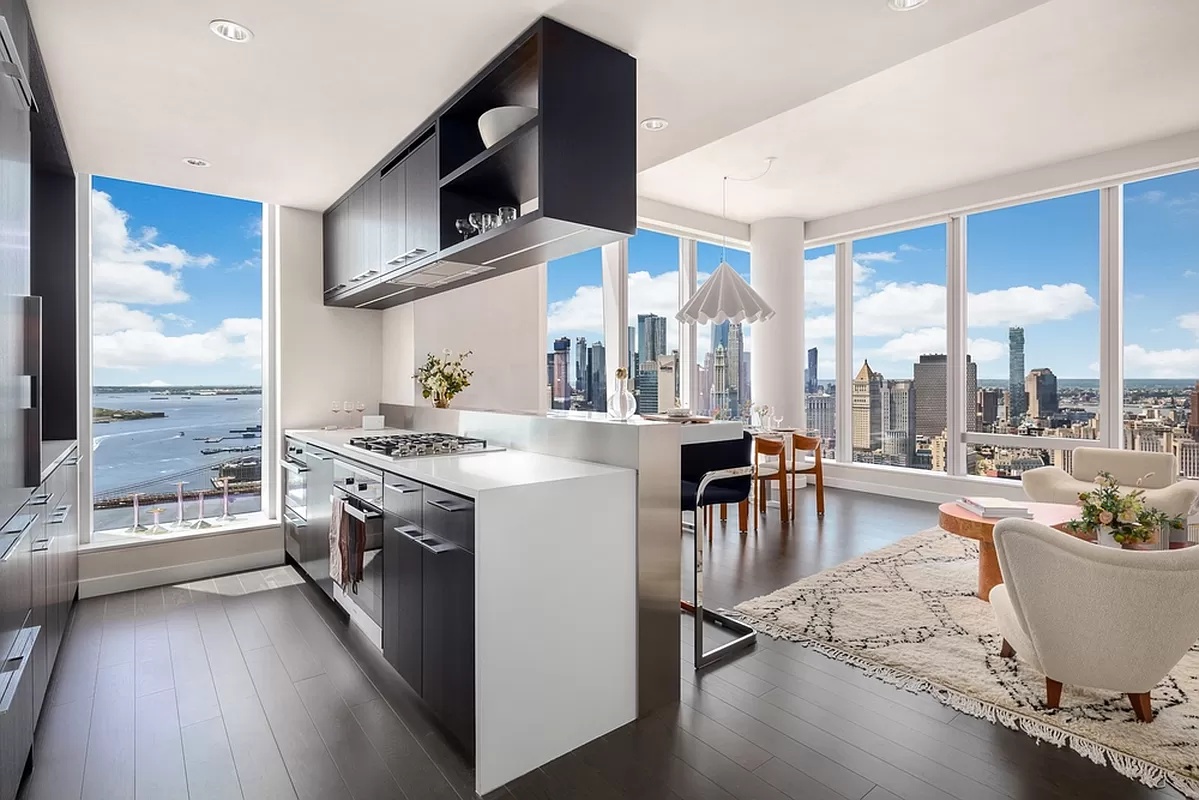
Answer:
721;157;776;262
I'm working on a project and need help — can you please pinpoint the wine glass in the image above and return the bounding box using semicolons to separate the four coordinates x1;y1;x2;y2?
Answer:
356;401;366;423
468;212;484;235
455;218;473;240
772;412;785;430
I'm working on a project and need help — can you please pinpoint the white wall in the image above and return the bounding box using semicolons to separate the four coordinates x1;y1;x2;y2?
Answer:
381;265;545;413
276;206;383;429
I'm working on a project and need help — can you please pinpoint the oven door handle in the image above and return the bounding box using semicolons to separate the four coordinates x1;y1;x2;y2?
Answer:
283;511;307;528
280;459;308;475
342;503;381;523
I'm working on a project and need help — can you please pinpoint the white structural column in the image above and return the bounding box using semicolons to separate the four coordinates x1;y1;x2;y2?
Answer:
678;238;698;411
602;239;631;395
835;242;853;463
749;218;806;427
1099;185;1124;448
946;216;967;476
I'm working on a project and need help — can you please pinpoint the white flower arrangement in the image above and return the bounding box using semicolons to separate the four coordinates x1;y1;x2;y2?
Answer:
414;349;473;407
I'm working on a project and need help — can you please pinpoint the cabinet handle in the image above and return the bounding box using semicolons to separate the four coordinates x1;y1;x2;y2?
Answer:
280;459;309;475
0;513;38;561
0;16;35;112
48;505;71;524
0;633;33;715
426;498;471;513
394;525;455;555
284;511;307;529
28;492;54;507
309;452;332;462
384;482;419;495
343;503;381;523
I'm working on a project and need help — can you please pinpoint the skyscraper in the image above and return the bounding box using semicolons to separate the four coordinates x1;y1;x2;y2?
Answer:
912;354;977;438
637;314;667;366
726;323;744;417
806;394;836;441
805;348;818;394
1188;381;1199;438
627;325;635;373
978;388;1003;428
1026;367;1059;418
551;337;571;409
711;321;730;354
852;360;884;451
711;345;730;417
884;379;916;465
638;362;660;414
575;336;587;393
656;359;675;412
588;342;607;413
1008;327;1026;421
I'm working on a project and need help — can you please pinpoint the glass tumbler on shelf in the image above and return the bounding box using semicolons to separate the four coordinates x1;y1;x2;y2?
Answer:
480;212;500;232
455;218;473;240
498;206;517;225
468;212;485;235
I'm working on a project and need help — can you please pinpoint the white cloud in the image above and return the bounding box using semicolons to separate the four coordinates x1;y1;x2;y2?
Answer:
1183;270;1198;279
898;244;923;253
159;312;195;328
853;251;898;264
874;327;946;361
94;318;262;371
1123;344;1199;378
802;252;874;309
1128;189;1167;204
137;380;170;388
92;302;161;336
1179;312;1199;335
91;189;214;305
968;283;1097;327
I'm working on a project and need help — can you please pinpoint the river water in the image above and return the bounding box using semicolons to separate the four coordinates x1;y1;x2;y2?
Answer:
92;393;263;530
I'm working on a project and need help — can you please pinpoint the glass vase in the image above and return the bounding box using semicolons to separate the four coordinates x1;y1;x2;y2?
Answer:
607;377;637;421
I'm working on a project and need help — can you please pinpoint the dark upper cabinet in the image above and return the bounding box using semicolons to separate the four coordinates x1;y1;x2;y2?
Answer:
323;17;634;310
361;172;381;283
323;199;345;296
380;162;406;268
404;138;439;263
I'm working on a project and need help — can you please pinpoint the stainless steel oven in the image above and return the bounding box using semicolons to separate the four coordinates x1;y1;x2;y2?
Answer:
282;438;308;520
332;460;385;637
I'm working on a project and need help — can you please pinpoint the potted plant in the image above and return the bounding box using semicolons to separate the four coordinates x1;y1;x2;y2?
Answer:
1065;471;1185;548
414;349;473;408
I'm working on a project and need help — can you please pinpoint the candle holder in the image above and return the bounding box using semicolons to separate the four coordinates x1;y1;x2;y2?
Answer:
173;481;190;529
190;490;214;529
219;477;237;523
126;493;147;533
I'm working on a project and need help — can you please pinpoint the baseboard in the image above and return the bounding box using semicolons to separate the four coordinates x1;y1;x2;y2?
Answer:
79;527;284;597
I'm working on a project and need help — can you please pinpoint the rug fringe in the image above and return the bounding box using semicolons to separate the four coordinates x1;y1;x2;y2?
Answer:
726;611;1199;800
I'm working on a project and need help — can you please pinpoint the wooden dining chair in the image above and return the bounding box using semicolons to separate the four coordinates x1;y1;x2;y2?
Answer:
753;436;788;529
788;433;825;518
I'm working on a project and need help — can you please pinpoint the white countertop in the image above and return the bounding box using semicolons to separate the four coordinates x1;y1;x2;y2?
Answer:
286;428;633;498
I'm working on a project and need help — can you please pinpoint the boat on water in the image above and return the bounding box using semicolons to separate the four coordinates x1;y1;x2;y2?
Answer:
150;393;169;400
225;397;239;401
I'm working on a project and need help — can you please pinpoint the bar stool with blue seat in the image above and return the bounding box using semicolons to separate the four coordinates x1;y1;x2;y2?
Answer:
681;431;756;668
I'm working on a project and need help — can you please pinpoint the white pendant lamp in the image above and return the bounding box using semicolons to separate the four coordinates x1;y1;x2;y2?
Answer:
675;158;777;326
676;261;774;324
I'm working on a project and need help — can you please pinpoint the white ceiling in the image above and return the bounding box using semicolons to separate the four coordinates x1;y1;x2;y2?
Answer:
29;0;1047;211
639;0;1199;223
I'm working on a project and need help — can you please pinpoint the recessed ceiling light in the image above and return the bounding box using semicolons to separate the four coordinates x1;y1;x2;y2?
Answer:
888;0;928;10
209;19;253;42
183;157;210;168
640;117;669;132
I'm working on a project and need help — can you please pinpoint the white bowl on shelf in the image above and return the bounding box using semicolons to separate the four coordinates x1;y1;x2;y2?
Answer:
478;106;536;148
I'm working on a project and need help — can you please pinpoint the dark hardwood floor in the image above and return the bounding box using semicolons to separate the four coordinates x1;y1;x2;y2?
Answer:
22;487;1185;800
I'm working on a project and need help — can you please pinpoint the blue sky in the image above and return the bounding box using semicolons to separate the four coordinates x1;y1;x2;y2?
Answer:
91;176;262;386
548;168;1199;383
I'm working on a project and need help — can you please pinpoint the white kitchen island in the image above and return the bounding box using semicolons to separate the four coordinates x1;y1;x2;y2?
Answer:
286;428;638;795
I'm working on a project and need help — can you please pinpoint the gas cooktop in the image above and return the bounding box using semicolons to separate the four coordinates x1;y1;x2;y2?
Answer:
345;432;500;460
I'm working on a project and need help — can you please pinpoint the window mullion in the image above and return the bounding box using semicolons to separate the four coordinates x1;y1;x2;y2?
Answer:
835;242;853;463
946;216;967;476
1099;186;1123;449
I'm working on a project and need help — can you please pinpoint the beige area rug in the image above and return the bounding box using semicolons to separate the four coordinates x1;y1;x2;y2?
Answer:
730;528;1199;798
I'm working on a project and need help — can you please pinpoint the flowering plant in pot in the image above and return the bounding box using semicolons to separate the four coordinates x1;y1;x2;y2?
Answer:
1064;471;1184;548
414;349;473;408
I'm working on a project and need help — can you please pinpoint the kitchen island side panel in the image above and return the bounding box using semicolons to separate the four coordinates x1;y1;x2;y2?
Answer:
474;469;637;795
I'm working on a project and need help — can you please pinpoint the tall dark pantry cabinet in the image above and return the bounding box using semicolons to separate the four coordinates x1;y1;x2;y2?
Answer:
0;1;82;798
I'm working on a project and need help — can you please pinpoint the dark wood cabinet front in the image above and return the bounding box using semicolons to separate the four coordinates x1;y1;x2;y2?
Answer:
383;520;424;695
380;163;406;268
403;138;439;262
421;539;475;754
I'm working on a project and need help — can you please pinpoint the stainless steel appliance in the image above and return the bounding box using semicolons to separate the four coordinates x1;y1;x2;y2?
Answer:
280;437;334;596
331;459;385;640
280;437;308;562
345;432;500;460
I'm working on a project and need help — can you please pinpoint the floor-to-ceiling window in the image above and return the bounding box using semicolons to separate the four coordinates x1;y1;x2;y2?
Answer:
91;177;263;534
964;191;1101;478
1124;169;1199;478
697;241;751;419
849;224;947;471
804;244;836;455
545;247;604;411
628;230;681;413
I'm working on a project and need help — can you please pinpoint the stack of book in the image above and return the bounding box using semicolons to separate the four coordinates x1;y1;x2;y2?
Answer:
955;496;1034;519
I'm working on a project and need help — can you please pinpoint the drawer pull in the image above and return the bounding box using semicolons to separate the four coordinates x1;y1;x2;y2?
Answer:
384;482;419;495
426;498;471;513
395;525;455;555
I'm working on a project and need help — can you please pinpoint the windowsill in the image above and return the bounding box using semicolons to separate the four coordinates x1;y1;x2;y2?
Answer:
82;512;279;552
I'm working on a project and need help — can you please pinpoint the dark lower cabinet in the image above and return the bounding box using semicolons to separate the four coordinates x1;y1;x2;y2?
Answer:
421;539;474;754
381;475;475;755
383;520;424;695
